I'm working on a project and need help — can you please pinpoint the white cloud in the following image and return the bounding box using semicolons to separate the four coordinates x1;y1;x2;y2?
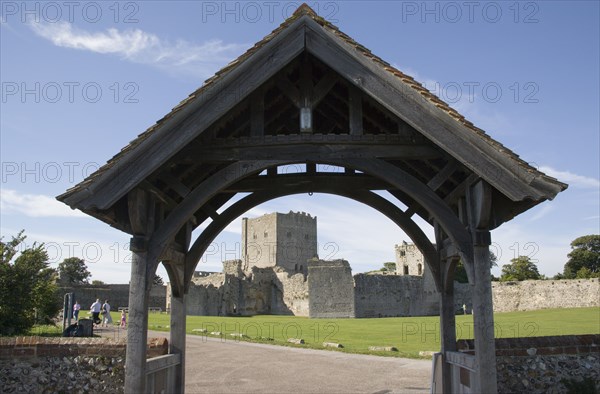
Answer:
0;189;85;218
538;166;600;189
528;204;555;222
28;21;247;77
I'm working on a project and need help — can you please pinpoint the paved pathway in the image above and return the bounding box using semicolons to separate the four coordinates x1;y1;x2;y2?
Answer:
98;327;432;393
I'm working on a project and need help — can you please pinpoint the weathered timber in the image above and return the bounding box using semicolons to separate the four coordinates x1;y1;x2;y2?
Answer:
303;18;547;202
64;20;306;210
184;184;440;292
348;85;363;135
428;161;458;191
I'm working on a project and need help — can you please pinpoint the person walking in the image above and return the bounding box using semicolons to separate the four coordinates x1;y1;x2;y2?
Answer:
102;300;113;327
120;310;127;329
90;299;102;325
73;300;81;321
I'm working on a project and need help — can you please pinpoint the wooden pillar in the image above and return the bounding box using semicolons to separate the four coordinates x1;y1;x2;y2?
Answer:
466;180;497;393
170;291;186;393
125;236;151;394
472;233;498;393
439;257;458;393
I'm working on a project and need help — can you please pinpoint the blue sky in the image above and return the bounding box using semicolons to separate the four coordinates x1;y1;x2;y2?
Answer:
1;1;598;283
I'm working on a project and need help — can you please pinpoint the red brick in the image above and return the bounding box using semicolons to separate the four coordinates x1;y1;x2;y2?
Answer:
563;346;579;354
13;348;35;357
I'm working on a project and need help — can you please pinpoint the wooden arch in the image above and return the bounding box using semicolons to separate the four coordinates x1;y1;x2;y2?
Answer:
57;5;566;393
182;180;440;293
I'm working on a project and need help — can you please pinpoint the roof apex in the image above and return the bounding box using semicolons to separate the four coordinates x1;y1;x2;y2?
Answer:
294;3;319;17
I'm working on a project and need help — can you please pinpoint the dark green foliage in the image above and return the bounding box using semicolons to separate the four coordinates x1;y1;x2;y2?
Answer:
58;257;91;285
383;262;396;272
0;231;61;335
500;256;541;281
563;235;600;279
561;376;598;394
454;252;497;283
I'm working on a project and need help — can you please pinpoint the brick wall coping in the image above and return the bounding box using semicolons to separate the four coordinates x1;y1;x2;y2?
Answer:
457;334;599;356
0;336;168;359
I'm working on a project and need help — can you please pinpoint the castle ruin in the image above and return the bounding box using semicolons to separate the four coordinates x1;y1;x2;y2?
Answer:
166;212;600;318
167;211;453;317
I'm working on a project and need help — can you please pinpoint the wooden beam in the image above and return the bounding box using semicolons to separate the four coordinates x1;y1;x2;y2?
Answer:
276;76;302;108
250;88;265;137
162;176;191;199
427;161;457;191
311;71;338;107
190;142;439;161
348;85;363;135
444;174;478;205
140;180;177;211
222;173;391;193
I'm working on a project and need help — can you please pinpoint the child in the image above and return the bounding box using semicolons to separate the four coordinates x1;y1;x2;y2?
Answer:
102;300;113;327
73;300;81;321
120;310;127;329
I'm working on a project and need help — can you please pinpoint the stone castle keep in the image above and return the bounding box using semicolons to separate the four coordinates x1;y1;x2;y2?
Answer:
167;211;600;318
241;211;317;273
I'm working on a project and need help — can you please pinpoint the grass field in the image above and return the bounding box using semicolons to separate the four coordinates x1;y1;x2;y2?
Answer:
21;307;598;358
145;307;600;358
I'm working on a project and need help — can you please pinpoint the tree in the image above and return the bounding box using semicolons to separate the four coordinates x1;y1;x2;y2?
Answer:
0;231;61;335
562;235;600;279
91;280;106;286
57;257;91;285
454;252;498;283
500;256;541;282
153;274;164;286
383;262;396;272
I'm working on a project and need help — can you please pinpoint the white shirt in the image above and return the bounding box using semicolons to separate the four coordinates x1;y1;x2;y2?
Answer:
90;301;101;312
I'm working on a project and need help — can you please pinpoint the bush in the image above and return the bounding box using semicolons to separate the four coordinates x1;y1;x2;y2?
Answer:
0;231;62;335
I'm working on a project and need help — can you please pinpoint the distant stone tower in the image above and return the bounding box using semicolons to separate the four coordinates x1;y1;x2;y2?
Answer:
241;211;318;273
395;241;425;276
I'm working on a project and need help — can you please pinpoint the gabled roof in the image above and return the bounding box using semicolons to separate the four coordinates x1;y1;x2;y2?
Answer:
57;3;566;217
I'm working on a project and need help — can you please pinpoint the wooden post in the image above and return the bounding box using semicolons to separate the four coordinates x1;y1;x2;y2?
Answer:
472;235;498;393
170;292;186;393
467;180;497;393
125;236;151;394
439;258;458;393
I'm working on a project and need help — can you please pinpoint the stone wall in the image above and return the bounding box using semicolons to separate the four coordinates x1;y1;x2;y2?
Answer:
354;274;470;317
170;262;310;317
491;278;600;312
354;274;423;317
0;336;168;394
458;335;600;393
60;284;166;310
273;269;309;316
308;259;354;318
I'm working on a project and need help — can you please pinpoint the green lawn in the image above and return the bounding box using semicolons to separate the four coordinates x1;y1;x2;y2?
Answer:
146;307;600;358
18;307;599;358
